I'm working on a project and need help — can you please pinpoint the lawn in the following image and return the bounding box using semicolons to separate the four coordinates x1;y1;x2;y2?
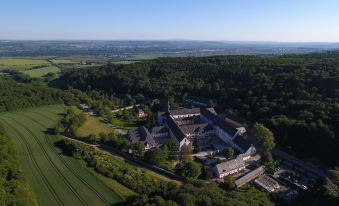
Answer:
110;116;139;130
0;105;123;206
23;66;61;77
77;115;114;137
0;58;49;71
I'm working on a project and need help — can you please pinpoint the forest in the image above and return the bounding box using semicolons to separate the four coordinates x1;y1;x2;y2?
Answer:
60;52;339;167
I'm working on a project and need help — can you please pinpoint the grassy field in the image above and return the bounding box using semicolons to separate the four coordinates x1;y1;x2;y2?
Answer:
23;66;61;77
112;60;139;64
51;59;75;64
0;105;123;206
77;115;114;137
110;116;139;130
127;54;160;60
85;167;137;199
0;58;49;71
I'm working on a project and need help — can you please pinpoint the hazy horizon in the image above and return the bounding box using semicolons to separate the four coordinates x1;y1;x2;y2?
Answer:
1;39;339;44
1;0;339;42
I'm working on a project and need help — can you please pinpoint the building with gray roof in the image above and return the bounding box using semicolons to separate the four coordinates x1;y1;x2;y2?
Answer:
128;105;257;155
213;156;246;178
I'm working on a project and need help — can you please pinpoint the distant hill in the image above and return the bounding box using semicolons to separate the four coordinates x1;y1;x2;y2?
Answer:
1;40;339;57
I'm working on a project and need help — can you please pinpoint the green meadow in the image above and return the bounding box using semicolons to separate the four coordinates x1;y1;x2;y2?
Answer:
51;59;75;64
0;58;49;71
23;66;61;77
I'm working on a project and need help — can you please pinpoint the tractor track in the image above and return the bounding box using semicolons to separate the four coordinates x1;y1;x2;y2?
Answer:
0;117;64;206
19;112;111;206
4;115;89;206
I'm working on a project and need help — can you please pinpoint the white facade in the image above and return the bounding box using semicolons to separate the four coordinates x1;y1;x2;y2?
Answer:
179;137;191;149
215;165;246;178
171;113;200;119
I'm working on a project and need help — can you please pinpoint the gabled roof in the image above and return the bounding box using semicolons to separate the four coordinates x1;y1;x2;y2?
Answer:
179;123;213;135
214;157;246;175
150;126;168;135
215;117;238;136
169;108;200;116
127;126;157;147
201;108;240;136
186;97;211;106
166;116;186;141
224;117;243;128
233;133;258;152
201;107;218;122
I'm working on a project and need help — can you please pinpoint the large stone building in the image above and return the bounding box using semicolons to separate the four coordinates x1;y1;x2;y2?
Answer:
127;106;257;157
213;156;247;178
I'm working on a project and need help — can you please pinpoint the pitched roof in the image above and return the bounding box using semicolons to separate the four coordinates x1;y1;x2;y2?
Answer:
150;126;168;135
215;117;238;135
127;126;157;146
201;108;242;137
214;157;246;175
201;107;218;122
179;123;213;135
233;135;253;151
169;108;200;116
235;166;265;188
166;116;186;141
224;117;243;128
186;97;211;106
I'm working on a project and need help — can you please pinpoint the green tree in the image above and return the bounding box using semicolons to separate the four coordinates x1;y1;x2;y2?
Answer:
193;138;201;153
175;160;201;179
251;123;276;152
223;176;236;190
144;147;168;166
223;147;234;159
133;142;145;158
164;138;179;154
53;122;64;135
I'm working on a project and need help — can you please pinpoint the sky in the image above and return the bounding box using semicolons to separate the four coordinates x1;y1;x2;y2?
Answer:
1;0;339;42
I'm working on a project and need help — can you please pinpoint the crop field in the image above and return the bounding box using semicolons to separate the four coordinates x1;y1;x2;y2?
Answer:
127;54;160;60
0;105;123;206
0;58;50;71
112;60;139;64
23;66;61;77
51;59;75;64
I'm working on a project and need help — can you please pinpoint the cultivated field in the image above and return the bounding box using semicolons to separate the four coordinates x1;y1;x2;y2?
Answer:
0;105;123;206
0;58;49;71
51;59;75;64
23;66;60;77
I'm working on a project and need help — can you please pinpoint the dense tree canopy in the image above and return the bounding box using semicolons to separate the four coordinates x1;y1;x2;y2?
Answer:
60;53;339;166
0;79;64;112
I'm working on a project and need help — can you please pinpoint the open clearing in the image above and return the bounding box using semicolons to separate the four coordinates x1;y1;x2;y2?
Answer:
77;115;114;137
0;105;123;206
0;58;49;71
23;66;61;77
